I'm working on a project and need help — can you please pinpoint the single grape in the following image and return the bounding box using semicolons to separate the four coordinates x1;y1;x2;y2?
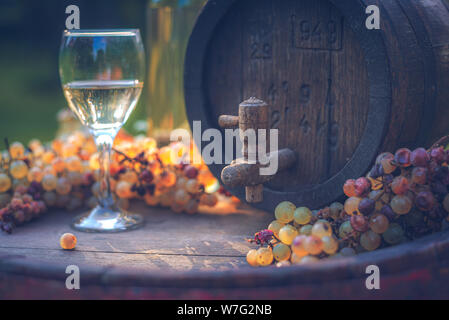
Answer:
278;225;298;245
378;152;397;174
174;189;191;206
369;213;389;234
360;230;381;251
354;177;371;197
339;220;354;238
274;201;296;223
10;141;26;159
291;235;308;258
290;252;303;264
299;224;313;236
311;221;332;238
303;235;323;255
272;243;291;262
56;177;72;195
329;202;343;220
369;163;384;179
394;148;411;167
343;179;356;197
0;173;12;193
199;193;218;207
176;177;188;189
144;194;160;206
350;215;369;232
184;165;199;179
410;148;430;167
299;255;319;264
344;197;361;215
115;181;133;199
10;160;28;179
65;156;82;172
391;176;409;195
294;207;312;225
120;171;139;184
185;199;199;215
358;198;375;215
322;236;339;255
340;247;356;257
411;167;428;185
380;204;396;221
383;223;404;245
185;179;200;194
430;147;446;164
0;193;11;207
60;233;77;250
26;167;43;183
415;191;435;211
268;220;285;237
390;195;413;215
171;202;185;213
246;249;259;267
41;174;57;191
256;247;274;266
160;170;177;188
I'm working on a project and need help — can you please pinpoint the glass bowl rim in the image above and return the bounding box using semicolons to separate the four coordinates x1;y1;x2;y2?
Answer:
63;29;141;37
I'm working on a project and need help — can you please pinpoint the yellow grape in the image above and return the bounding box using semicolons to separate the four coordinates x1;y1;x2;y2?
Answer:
42;174;58;191
268;220;285;237
174;189;190;205
60;233;77;250
291;235;308;258
274;201;296;223
278;225;298;245
390;195;413;215
42;151;55;164
0;173;12;193
66;156;82;172
199;193;218;207
338;220;354;239
185;199;199;214
360;230;381;251
246;249;259;267
299;255;319;264
10;160;28;179
344;197;361;215
9;141;25;159
322;236;339;255
56;177;72;195
171;202;185;213
299;224;313;236
185;179;200;194
311;221;332;238
293;207;312;225
290;252;303;264
120;171;139;184
115;181;133;199
272;243;291;262
369;213;389;234
144;194;160;206
27;167;43;183
256;247;273;266
303;235;323;255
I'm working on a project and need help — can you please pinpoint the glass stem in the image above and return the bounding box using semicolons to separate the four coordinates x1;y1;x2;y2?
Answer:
94;133;115;208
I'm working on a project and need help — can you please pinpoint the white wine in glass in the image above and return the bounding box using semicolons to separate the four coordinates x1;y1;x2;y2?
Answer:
59;29;145;232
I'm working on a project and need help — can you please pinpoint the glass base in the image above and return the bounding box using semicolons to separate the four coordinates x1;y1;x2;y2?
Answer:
71;205;144;233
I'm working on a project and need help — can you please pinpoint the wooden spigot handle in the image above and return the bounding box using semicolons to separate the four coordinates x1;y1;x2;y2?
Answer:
218;115;239;128
218;98;296;203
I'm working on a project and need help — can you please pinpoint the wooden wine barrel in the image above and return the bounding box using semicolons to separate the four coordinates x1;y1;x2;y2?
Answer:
184;0;449;211
1;205;449;299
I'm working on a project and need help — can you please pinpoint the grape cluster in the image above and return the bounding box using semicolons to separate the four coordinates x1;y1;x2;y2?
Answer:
0;127;226;233
247;145;449;267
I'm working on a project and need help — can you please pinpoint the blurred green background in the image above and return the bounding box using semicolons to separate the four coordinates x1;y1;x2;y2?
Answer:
0;0;147;144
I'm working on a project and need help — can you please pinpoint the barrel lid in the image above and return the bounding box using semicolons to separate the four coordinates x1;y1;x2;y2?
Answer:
185;0;391;211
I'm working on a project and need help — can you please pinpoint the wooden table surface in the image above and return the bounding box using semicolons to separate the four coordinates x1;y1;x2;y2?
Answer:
0;202;271;272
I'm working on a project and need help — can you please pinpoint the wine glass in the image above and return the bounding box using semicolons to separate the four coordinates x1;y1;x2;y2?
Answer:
59;29;145;232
